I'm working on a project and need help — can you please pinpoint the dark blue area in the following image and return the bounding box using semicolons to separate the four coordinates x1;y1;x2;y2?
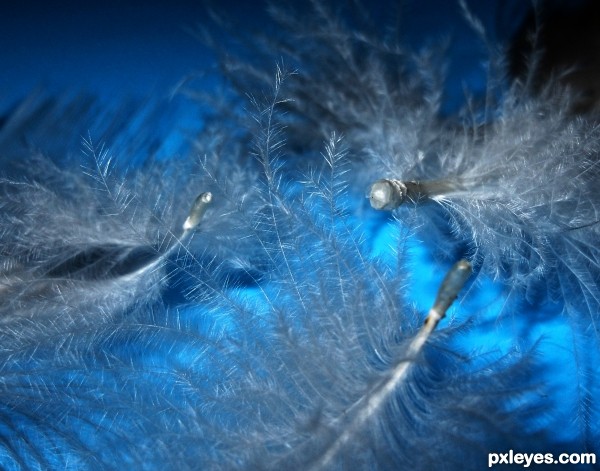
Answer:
0;0;529;112
1;1;212;104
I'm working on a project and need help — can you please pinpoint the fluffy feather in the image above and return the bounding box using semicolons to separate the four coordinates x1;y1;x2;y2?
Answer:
211;0;600;318
0;74;545;469
0;1;599;470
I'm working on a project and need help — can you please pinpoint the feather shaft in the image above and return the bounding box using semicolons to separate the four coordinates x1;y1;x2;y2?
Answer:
369;178;468;210
311;259;472;471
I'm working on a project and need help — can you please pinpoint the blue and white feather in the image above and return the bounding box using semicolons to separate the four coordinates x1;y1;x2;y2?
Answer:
0;1;598;470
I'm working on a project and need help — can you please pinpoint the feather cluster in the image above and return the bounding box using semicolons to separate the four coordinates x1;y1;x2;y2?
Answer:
213;0;600;317
0;1;599;470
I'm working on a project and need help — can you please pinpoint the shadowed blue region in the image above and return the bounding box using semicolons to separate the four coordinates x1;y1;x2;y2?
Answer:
0;91;207;178
398;0;530;116
448;293;573;435
452;287;599;453
0;1;221;109
369;217;456;315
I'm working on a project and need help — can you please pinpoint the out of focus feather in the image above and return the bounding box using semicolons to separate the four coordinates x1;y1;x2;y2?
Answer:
212;0;600;321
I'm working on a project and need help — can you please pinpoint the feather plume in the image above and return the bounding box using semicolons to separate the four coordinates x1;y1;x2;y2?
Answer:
0;74;545;469
210;0;600;317
1;1;599;470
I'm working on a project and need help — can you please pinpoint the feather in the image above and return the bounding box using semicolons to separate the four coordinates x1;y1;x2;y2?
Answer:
191;0;600;464
1;1;599;470
215;0;600;317
366;94;600;307
208;0;600;333
0;86;543;469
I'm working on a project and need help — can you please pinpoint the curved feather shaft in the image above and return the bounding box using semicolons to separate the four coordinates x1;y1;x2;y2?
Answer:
368;178;467;210
311;259;472;471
